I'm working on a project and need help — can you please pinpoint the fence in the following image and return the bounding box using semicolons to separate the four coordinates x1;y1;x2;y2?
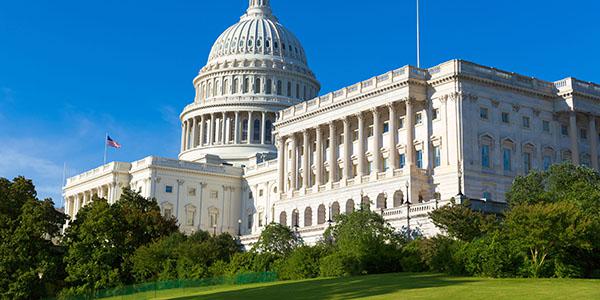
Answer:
49;272;278;300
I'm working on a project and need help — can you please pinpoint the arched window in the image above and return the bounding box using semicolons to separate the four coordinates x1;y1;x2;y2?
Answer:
393;190;404;207
279;211;287;226
243;78;249;93
543;147;555;170
233;78;239;94
361;196;371;210
376;193;387;209
266;79;272;94
296;83;300;98
317;204;326;224
331;201;340;218
241;119;249;141
287;82;292;97
292;210;299;227
253;119;261;142
523;143;535;173
277;80;283;95
223;79;229;95
345;199;355;214
502;138;515;172
265;120;273;143
304;207;312;227
254;78;261;94
207;82;212;98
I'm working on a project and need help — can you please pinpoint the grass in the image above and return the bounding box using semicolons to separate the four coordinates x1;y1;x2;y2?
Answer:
104;273;600;300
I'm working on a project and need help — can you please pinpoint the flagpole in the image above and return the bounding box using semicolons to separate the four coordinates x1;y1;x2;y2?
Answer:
416;0;421;68
104;133;108;165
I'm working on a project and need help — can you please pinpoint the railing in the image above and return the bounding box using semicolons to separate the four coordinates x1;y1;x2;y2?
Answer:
66;162;131;185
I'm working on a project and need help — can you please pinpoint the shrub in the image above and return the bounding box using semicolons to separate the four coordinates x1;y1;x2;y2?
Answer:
319;253;359;277
277;246;325;280
460;232;522;278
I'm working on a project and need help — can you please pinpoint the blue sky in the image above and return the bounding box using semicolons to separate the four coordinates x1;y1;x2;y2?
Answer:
1;0;598;206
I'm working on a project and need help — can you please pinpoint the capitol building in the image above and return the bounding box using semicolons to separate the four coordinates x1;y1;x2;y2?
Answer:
63;0;600;245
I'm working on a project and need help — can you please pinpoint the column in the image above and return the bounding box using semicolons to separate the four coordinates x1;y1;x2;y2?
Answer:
199;115;205;146
356;113;365;180
278;137;285;193
405;99;415;167
74;194;80;217
342;116;351;180
590;115;598;169
315;126;323;187
248;111;254;144
372;108;382;175
570;111;580;165
328;121;337;184
191;117;198;148
209;113;215;145
290;134;297;192
225;114;231;144
302;130;310;189
180;121;186;152
261;112;267;144
221;112;227;144
234;111;240;144
388;103;398;171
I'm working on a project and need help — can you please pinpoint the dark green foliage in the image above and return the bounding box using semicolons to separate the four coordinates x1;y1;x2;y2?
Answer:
400;237;465;275
460;231;523;278
429;199;499;242
252;222;302;256
277;245;328;280
319;253;358;277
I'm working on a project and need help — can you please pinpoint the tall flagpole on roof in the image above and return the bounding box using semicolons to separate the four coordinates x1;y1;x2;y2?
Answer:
416;0;421;68
103;133;108;165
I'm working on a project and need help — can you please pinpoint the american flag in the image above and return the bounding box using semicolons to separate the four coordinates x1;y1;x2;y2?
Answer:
106;136;122;149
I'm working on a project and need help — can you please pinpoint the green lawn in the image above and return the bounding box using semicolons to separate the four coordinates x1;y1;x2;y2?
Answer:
105;273;600;300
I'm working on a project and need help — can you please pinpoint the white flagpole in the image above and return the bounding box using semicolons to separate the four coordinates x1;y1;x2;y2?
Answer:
103;133;108;165
416;0;421;68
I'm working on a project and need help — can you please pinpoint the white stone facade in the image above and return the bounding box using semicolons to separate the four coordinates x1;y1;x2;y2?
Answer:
63;1;600;246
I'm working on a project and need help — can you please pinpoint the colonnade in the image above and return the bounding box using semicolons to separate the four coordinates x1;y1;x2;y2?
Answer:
277;98;426;195
568;111;599;168
181;111;276;151
64;184;117;219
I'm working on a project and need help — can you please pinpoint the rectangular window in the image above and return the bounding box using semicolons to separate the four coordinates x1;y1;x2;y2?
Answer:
258;212;264;227
501;112;510;124
543;120;550;132
383;158;389;171
503;148;512;171
164;208;172;218
247;214;253;230
210;191;219;199
580;128;588;140
399;154;406;168
543;155;552;171
482;145;490;168
432;108;440;120
367;126;374;137
561;125;569;136
188;188;196;197
399;118;405;129
523;152;532;173
383;121;390;133
416;150;423;169
434;146;441;167
211;214;218;227
415;113;423;125
259;189;264;197
480;108;489;120
368;161;373;173
165;185;173;193
522;116;530;128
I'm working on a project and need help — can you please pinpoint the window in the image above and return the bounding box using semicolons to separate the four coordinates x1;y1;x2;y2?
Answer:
399;154;406;168
253;119;261;142
480;107;489;120
580;128;588;140
265;79;272;94
210;211;218;227
383;121;390;133
543;155;552;171
432;108;440;120
233;78;239;94
242;119;249;141
503;148;512;171
258;212;264;227
210;191;219;199
265;120;273;143
523;152;532;173
416;150;423;169
522;116;530;128
543;120;550;133
501;112;510;124
383;158;389;171
287;82;292;97
243;78;249;93
434;146;441;167
254;78;261;94
399;117;405;129
164;208;172;218
247;214;253;230
188;188;196;197
415;113;423;125
483;192;492;200
277;80;282;95
165;185;173;193
296;83;300;98
561;125;569;136
482;145;491;169
259;189;264;197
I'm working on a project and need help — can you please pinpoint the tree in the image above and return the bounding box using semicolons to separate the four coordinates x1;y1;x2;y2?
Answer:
0;177;67;299
429;199;499;242
62;189;177;294
252;223;301;256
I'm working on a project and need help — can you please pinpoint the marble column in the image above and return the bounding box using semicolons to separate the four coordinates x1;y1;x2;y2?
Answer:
356;113;365;180
388;103;398;172
261;112;267;144
372;108;382;175
290;134;297;192
191;117;198;148
590;115;598;169
225;114;231;144
569;111;580;165
221;112;227;144
234;111;240;144
199;115;205;146
278;137;285;193
209;113;215;145
405;99;415;167
248;111;254;144
328;121;337;184
180;121;186;152
302;130;309;189
315;126;323;188
342;116;351;180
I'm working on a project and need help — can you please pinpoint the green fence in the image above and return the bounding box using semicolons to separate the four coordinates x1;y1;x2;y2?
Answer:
51;272;278;300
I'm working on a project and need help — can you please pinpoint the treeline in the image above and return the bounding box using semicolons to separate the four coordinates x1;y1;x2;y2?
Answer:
0;164;599;299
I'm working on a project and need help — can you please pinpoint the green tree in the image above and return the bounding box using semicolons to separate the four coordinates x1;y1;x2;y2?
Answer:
429;199;499;242
252;223;301;256
0;177;67;299
62;189;177;294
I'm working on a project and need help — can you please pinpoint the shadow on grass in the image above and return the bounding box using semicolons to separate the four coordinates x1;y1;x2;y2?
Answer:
171;273;476;300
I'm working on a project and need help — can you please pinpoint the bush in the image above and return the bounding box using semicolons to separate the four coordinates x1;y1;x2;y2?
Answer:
319;253;359;277
460;232;523;278
277;246;325;280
